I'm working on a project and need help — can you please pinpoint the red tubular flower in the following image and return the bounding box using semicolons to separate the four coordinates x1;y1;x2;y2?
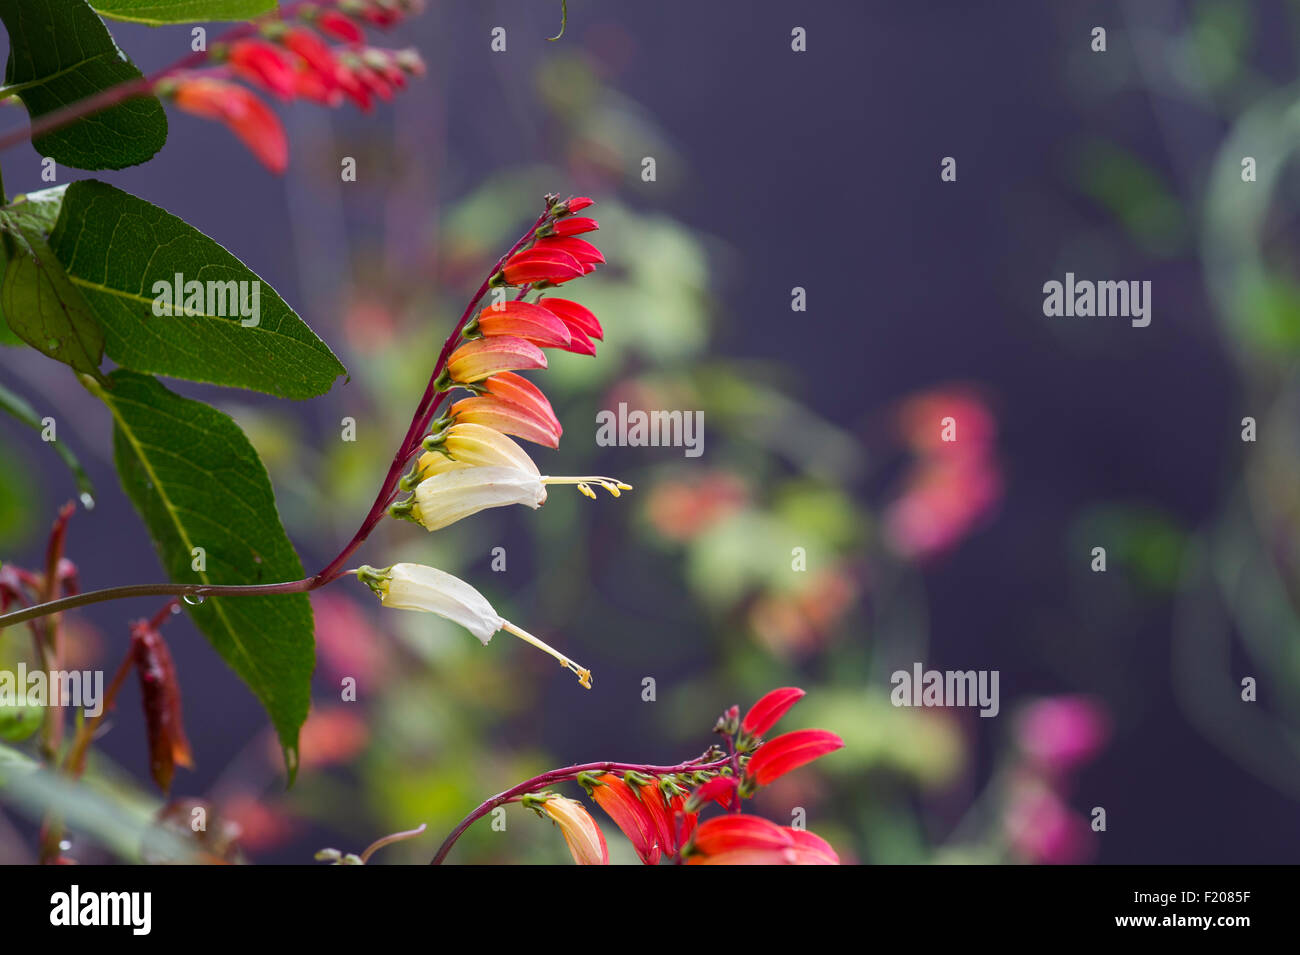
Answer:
685;775;739;812
497;248;585;286
558;196;594;214
353;64;394;102
473;301;572;348
686;816;839;865
533;236;605;270
688;815;791;856
450;393;561;448
292;65;343;106
131;622;193;793
556;324;596;356
672;793;698;848
538;297;603;341
359;2;402;27
227;39;300;99
547;216;599;237
445;336;547;384
281;28;340;90
636;781;695;859
316;9;366;44
589;773;661;865
745;729;844;787
741;686;806;738
788;828;840;864
334;66;374;111
172;78;288;174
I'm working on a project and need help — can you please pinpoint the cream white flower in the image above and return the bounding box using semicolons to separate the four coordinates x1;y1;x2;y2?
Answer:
358;562;592;688
411;462;632;532
412;466;547;532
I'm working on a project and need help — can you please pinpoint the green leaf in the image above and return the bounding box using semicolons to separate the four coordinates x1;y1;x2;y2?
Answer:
0;379;96;506
89;370;313;774
0;304;19;345
0;197;105;378
0;0;169;171
50;180;347;399
0;186;67;345
92;0;275;25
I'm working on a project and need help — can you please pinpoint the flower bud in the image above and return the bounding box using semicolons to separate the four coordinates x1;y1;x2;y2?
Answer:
541;796;608;865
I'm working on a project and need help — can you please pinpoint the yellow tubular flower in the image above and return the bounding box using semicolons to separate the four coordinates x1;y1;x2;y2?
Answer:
419;423;539;479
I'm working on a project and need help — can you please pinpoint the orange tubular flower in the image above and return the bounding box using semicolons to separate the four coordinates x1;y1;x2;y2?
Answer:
473;302;572;349
172;78;288;174
744;728;844;788
449;393;561;448
482;372;562;434
445;336;547;384
589;774;661;865
542;796;609;865
741;686;805;739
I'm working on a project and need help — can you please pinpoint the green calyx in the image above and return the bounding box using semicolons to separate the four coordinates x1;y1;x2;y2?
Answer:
355;565;393;596
387;497;419;524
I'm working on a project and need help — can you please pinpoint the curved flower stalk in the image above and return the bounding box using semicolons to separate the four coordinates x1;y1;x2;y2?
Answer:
431;686;845;865
0;195;622;693
346;196;629;686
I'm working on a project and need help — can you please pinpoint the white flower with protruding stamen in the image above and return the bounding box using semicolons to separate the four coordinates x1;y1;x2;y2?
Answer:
358;562;593;688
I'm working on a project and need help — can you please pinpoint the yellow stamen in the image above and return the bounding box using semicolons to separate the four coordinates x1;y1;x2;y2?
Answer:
541;476;633;500
500;620;592;689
